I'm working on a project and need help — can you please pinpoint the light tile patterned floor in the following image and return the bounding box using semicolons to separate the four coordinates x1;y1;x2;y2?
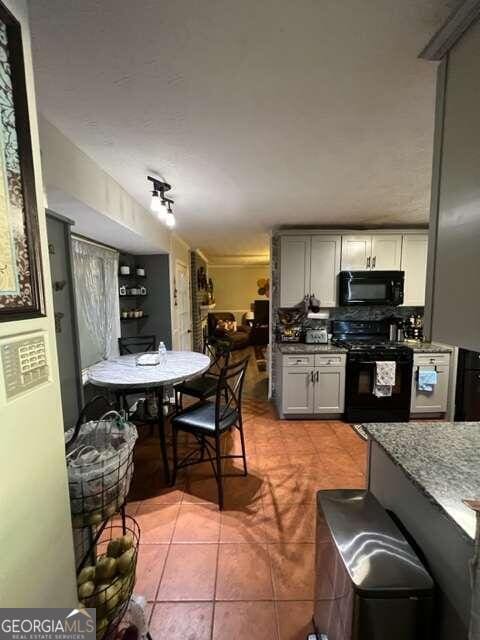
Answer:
129;396;367;640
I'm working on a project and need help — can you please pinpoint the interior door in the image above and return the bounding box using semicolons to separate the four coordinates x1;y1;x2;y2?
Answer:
174;260;192;350
46;213;82;428
371;235;402;270
310;236;341;307
280;236;311;306
401;234;428;305
341;236;372;270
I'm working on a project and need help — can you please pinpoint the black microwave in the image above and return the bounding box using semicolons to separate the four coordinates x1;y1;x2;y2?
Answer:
339;270;404;306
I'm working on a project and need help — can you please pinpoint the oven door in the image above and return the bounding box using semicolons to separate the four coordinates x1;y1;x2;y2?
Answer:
345;353;413;422
340;271;404;306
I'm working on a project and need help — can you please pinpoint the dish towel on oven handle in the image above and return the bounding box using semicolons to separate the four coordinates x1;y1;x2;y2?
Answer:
418;366;438;392
374;360;396;398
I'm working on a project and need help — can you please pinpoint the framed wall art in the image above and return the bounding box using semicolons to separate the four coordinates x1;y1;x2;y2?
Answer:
0;1;44;321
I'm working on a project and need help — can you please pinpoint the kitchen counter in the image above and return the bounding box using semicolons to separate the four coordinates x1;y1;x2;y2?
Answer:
363;421;480;540
276;342;347;354
276;341;452;354
406;341;453;353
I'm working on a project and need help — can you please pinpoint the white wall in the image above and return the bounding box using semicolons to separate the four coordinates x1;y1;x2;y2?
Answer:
39;116;171;254
209;264;269;316
0;0;76;606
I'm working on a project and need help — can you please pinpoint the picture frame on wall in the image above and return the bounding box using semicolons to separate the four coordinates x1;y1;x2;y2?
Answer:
0;1;44;321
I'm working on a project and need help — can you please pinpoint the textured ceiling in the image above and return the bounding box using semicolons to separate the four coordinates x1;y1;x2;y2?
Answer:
29;0;456;259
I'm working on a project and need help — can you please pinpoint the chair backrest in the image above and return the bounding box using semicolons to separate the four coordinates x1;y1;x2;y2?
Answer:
204;336;232;377
215;356;249;429
118;335;157;355
66;394;114;451
207;312;235;336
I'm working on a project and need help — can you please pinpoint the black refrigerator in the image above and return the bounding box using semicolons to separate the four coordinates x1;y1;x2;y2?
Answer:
455;348;480;420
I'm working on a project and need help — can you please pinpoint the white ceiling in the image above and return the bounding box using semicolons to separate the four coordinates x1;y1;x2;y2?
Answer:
29;0;457;260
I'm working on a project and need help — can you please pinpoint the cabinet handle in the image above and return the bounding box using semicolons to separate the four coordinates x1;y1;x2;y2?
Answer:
310;371;314;383
316;370;319;382
366;256;371;268
372;256;376;269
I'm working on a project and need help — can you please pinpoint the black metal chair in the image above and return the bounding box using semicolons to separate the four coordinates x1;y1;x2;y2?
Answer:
117;335;157;417
171;355;249;510
175;336;232;409
66;394;114;452
118;335;157;355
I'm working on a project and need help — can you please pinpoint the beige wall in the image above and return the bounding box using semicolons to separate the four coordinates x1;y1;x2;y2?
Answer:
0;0;77;606
209;265;269;315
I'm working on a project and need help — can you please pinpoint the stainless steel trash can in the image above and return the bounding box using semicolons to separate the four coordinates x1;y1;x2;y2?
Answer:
314;489;433;640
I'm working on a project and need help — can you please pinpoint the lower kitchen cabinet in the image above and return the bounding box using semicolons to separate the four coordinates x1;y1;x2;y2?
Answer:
281;353;346;417
314;366;345;413
281;366;314;414
410;352;450;414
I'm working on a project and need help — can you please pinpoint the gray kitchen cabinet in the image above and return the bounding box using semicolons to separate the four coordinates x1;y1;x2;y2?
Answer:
401;234;428;306
314;366;345;413
411;352;450;414
341;234;402;271
341;235;372;270
280;235;311;307
280;234;341;307
281;353;346;417
310;236;341;307
282;366;314;414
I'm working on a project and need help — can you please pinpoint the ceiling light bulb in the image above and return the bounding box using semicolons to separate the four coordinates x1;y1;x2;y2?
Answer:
157;199;167;223
166;211;175;228
150;190;161;213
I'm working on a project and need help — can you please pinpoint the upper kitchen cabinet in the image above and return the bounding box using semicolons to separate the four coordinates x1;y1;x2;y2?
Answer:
371;235;402;270
341;234;402;270
310;236;341;307
341;236;372;270
279;235;341;307
401;234;428;306
280;236;311;307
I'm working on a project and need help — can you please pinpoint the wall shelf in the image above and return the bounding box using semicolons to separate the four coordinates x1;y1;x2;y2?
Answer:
118;273;147;279
121;315;149;322
119;294;148;298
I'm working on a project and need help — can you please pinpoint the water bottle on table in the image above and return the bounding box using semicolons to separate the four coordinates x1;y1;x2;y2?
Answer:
158;341;167;365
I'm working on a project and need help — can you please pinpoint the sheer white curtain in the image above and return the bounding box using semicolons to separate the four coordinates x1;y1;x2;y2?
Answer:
72;237;120;369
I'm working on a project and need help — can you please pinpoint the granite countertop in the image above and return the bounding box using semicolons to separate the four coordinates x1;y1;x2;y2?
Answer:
363;421;480;540
406;341;453;353
276;341;451;354
276;343;347;354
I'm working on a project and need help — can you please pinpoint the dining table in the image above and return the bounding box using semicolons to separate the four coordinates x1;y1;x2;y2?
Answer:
87;350;211;483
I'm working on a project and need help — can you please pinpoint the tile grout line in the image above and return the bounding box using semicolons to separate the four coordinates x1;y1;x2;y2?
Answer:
210;538;221;640
151;501;181;603
265;541;281;640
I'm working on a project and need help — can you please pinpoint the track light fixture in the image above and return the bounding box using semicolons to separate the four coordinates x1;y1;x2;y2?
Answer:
147;176;176;227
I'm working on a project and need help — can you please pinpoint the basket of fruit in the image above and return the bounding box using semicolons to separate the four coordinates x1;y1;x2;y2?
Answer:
66;411;138;529
77;516;140;640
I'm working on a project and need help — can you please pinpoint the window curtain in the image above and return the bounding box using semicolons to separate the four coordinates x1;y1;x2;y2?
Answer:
72;237;120;369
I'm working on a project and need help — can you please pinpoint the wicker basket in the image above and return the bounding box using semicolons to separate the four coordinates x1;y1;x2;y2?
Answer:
66;411;137;529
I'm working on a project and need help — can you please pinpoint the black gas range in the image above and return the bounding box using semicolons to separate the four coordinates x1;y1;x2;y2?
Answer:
332;321;413;423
